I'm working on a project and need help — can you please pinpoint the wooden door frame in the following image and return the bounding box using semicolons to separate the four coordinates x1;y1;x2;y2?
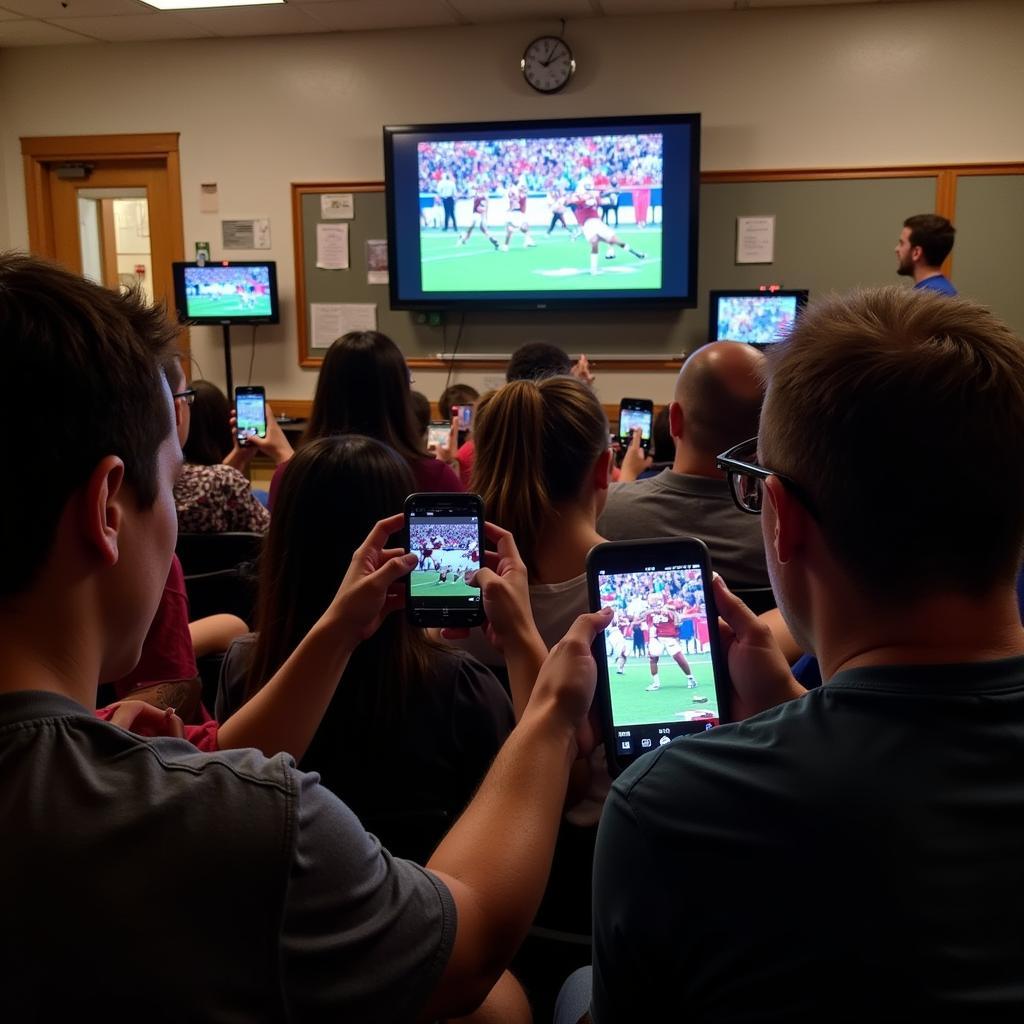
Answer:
20;132;188;353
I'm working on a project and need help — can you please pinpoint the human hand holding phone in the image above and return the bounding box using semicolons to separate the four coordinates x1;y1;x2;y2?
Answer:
618;427;653;483
227;401;294;467
712;574;806;720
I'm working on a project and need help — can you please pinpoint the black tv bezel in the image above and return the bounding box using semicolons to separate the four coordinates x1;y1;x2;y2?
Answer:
708;289;809;346
171;260;280;326
383;113;701;312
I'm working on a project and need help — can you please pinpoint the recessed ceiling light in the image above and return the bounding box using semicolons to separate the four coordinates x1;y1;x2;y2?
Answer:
140;0;286;11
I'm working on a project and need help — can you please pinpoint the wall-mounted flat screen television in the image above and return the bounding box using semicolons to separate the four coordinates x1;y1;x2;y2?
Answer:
383;114;700;310
709;289;808;346
171;261;279;326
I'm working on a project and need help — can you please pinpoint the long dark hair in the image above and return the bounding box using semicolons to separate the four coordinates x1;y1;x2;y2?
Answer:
304;331;422;463
247;434;441;718
182;380;233;466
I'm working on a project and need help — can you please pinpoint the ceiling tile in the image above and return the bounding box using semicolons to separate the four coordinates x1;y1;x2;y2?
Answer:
54;12;216;39
447;0;595;23
0;18;95;42
0;0;149;16
178;4;325;36
299;0;460;32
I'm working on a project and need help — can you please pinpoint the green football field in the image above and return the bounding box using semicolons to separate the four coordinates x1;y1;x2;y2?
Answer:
419;226;662;292
186;295;273;318
410;569;479;598
606;652;719;727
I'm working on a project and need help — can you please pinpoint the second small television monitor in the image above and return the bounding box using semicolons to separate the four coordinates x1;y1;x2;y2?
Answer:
172;261;279;326
709;289;808;346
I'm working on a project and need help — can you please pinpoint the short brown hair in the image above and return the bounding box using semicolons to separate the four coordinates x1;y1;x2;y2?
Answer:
904;214;956;267
0;252;179;599
761;286;1024;601
471;376;608;574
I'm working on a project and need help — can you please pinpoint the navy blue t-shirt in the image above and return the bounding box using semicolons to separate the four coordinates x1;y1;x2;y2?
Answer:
592;656;1024;1021
915;274;958;296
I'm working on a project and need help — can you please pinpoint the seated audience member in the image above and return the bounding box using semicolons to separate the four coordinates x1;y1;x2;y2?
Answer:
268;330;462;506
173;375;291;534
583;287;1024;1020
636;405;673;479
598;341;770;588
453;341;593;487
410;388;432;448
217;434;514;861
0;252;613;1023
437;382;480;482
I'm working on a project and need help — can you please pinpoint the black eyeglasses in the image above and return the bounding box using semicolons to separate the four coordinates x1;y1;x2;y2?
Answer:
716;437;818;518
172;388;196;407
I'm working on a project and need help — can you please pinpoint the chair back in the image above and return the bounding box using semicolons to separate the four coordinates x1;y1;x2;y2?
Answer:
176;532;263;577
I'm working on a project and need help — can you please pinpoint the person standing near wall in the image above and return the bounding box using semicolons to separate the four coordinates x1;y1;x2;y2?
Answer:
895;213;957;295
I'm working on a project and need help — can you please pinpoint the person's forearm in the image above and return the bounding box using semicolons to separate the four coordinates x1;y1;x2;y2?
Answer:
427;695;577;956
503;629;548;721
216;615;355;758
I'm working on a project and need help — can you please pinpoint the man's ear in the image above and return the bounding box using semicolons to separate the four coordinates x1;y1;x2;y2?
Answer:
668;400;684;441
81;456;127;568
910;243;924;266
763;474;808;565
593;446;613;492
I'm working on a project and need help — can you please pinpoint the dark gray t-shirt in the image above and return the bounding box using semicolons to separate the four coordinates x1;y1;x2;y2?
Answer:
597;471;769;588
592;657;1024;1022
0;690;455;1022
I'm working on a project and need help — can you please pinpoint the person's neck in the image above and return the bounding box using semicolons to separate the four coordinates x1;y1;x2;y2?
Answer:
530;505;605;585
817;588;1024;681
672;443;725;479
0;606;99;709
914;264;944;285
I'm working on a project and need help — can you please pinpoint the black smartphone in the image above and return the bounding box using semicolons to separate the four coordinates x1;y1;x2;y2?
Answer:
586;538;730;777
618;397;654;452
405;492;485;628
235;385;267;447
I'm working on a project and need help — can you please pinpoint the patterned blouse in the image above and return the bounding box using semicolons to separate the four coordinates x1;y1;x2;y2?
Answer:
174;462;270;535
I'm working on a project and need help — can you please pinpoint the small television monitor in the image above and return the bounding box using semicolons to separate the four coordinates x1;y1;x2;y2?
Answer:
383;113;701;310
172;261;279;326
709;289;808;346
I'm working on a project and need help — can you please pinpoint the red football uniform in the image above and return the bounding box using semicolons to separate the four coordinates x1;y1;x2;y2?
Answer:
473;194;487;213
574;195;601;223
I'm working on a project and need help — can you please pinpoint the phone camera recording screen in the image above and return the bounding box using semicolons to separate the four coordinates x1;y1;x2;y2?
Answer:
408;514;482;608
236;392;266;440
598;562;718;757
619;407;652;441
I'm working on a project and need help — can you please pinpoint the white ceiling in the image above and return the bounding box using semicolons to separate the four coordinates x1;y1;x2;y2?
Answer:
0;0;931;47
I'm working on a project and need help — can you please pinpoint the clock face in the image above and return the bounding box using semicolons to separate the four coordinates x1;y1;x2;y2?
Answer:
521;35;575;94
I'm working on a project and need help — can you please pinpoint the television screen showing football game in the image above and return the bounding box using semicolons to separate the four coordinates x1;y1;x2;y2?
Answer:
384;114;700;309
171;261;279;325
597;565;719;754
408;516;482;605
710;289;808;346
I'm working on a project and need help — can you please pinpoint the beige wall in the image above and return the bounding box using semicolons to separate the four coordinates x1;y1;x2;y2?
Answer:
0;0;1022;404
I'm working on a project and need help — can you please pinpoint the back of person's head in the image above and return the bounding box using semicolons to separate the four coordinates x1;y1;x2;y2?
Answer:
409;389;431;442
903;214;956;267
438;383;479;418
249;434;437;713
761;286;1024;603
676;341;765;458
182;380;232;466
1;252;178;600
472;375;608;572
506;341;573;382
305;330;421;463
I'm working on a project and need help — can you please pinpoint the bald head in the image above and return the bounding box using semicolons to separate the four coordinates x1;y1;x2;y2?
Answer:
673;341;765;459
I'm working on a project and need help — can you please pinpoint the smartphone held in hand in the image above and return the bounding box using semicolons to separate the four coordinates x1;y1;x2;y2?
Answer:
587;537;730;777
235;385;267;446
405;492;485;628
618;397;654;453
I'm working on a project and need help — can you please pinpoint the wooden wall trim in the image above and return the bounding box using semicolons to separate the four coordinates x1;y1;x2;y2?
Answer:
20;133;180;159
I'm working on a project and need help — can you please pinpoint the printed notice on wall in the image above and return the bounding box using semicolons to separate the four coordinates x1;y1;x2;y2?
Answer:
200;183;219;214
222;219;255;250
310;302;377;350
316;223;350;270
736;215;775;264
366;239;389;285
253;218;271;250
321;193;354;219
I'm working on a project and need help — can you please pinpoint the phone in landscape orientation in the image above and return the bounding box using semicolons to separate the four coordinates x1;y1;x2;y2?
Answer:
427;421;451;452
405;492;485;628
586;538;730;777
452;404;473;431
618;397;654;453
235;385;267;447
